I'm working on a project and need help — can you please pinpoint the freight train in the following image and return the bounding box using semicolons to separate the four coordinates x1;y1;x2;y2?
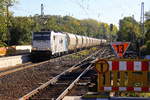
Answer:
31;31;106;61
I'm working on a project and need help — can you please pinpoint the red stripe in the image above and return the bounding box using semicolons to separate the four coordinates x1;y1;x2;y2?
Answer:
127;61;134;71
127;87;134;91
99;87;104;90
141;61;149;71
112;61;119;70
142;87;149;91
112;87;119;91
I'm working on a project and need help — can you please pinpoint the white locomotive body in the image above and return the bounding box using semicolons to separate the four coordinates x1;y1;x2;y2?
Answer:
31;31;106;61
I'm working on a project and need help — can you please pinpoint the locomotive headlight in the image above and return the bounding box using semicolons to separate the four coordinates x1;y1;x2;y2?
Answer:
47;48;51;50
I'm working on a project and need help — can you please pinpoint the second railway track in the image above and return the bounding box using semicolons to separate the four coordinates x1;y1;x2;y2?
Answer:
19;45;115;100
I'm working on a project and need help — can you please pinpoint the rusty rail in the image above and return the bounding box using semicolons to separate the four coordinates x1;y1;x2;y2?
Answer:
19;48;103;100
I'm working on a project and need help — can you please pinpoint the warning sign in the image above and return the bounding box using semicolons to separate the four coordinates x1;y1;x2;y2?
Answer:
94;59;109;74
111;42;130;58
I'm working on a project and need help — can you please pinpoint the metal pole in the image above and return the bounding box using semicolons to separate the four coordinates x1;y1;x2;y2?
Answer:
132;15;135;43
41;4;44;17
6;3;11;45
110;24;113;42
140;2;145;45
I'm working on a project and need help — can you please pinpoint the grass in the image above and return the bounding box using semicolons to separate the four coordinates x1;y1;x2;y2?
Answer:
91;47;98;51
140;93;150;97
70;50;90;59
69;47;98;59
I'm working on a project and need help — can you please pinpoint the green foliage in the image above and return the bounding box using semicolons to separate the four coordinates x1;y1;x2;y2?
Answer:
0;0;17;45
70;49;89;59
146;40;150;50
117;17;141;42
0;16;7;42
9;17;40;45
0;41;7;47
1;0;119;46
0;15;118;46
140;40;150;56
145;18;150;42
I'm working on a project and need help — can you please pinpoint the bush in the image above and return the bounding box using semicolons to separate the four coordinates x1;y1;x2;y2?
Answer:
146;40;150;50
140;40;150;56
0;41;7;47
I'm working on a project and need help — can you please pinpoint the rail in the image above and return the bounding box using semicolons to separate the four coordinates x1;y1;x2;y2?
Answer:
19;48;103;100
56;64;93;100
0;49;92;78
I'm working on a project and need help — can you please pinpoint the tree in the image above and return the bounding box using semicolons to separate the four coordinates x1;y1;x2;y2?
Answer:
145;11;150;42
9;17;37;45
0;0;17;46
1;12;118;46
117;17;141;42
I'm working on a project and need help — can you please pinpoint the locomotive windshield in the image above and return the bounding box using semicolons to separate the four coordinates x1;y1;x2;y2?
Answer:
33;32;50;40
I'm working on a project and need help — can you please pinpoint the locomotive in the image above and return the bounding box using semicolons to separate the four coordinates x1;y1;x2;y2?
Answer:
31;31;106;61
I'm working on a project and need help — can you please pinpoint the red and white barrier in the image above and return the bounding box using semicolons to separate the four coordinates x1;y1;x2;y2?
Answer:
108;61;150;71
99;87;150;92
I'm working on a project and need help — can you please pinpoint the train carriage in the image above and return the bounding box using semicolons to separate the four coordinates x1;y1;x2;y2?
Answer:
65;32;77;51
51;31;68;55
32;31;68;56
31;31;106;61
76;35;83;49
82;36;87;48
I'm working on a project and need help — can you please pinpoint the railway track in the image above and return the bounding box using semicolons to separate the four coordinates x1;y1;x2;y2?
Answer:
66;47;115;98
0;47;97;78
19;45;115;100
0;46;105;100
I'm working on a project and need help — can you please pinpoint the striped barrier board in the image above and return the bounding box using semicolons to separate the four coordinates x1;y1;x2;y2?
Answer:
108;60;150;71
99;86;150;92
94;59;150;92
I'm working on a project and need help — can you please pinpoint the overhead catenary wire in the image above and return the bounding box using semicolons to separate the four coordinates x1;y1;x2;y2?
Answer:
70;0;90;18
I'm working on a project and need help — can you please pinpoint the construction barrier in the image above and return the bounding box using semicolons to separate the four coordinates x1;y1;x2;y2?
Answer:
0;47;7;56
0;45;31;56
94;59;150;92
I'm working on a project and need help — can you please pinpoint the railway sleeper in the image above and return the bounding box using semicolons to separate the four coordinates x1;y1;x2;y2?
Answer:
19;49;106;100
55;82;69;85
31;83;70;99
76;82;89;86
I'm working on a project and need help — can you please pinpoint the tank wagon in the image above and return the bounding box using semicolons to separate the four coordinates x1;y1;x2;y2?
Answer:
31;31;106;60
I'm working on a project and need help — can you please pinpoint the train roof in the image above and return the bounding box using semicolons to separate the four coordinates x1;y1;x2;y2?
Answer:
33;31;51;34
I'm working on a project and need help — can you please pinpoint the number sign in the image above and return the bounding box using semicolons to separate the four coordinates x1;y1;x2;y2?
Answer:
111;42;130;58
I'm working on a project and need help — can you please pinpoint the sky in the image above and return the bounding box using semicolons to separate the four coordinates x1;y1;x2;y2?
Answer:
11;0;150;26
